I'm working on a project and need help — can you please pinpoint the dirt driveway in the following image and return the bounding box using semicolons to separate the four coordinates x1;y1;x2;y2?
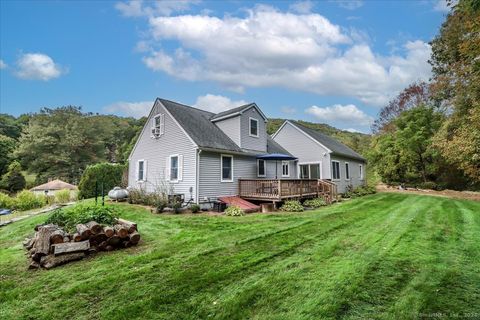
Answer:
377;184;480;202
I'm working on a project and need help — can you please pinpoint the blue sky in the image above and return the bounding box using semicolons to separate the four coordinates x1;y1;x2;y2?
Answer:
0;0;450;133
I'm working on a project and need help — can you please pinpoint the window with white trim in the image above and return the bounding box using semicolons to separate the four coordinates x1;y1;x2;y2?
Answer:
282;161;289;177
300;164;309;179
221;155;233;182
152;114;165;138
332;161;340;180
137;160;145;181
345;162;350;180
257;159;266;177
249;118;259;137
359;164;364;180
170;155;179;181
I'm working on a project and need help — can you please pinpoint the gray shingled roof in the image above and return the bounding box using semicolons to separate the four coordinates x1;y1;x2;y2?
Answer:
292;121;366;161
210;103;256;121
159;99;243;152
267;136;293;156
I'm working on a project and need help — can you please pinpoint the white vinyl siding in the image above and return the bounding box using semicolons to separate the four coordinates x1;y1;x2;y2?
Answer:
198;151;257;200
221;155;233;182
272;122;331;179
257;159;266;177
128;100;196;201
240;108;267;152
282;161;290;177
332;161;341;180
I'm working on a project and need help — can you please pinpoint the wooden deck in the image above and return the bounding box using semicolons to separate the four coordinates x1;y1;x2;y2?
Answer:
239;179;337;204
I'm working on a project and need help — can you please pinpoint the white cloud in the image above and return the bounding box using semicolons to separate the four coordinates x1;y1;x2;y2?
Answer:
104;101;153;117
15;53;64;81
335;0;364;10
0;59;6;69
119;4;431;107
115;0;200;17
281;106;297;114
345;128;363;133
433;0;457;12
193;94;247;113
305;104;373;126
289;1;315;14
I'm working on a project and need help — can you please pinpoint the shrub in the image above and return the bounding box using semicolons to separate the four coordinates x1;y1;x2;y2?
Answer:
78;163;126;199
343;185;377;198
0;161;26;192
55;189;72;204
45;203;119;232
280;200;304;212
190;204;201;213
303;198;327;208
225;205;245;216
128;188;166;207
417;181;438;190
0;192;16;209
15;190;46;211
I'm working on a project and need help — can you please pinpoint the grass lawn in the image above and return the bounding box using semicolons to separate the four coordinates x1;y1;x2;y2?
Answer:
1;193;479;319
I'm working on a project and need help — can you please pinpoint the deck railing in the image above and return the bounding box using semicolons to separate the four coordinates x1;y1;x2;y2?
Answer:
239;179;337;202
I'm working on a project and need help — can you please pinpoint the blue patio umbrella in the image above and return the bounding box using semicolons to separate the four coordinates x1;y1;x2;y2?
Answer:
256;153;297;179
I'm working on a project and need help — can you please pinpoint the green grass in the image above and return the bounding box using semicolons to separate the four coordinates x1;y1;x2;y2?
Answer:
1;193;479;319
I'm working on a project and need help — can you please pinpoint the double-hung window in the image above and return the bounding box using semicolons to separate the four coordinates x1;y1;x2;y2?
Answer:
282;161;290;177
332;161;341;180
345;163;350;180
359;164;364;180
257;159;266;177
170;156;179;181
137;160;145;181
249;118;259;137
221;155;233;182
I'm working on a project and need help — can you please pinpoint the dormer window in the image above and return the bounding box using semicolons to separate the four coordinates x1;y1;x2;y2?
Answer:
249;117;259;137
151;114;165;138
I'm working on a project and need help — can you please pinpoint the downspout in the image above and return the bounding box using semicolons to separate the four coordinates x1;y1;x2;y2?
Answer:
195;148;202;204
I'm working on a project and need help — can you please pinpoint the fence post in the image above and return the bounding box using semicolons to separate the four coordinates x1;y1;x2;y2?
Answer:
95;181;98;205
101;182;105;206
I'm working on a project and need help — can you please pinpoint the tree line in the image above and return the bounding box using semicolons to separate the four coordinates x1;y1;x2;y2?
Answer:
369;0;479;190
0;107;146;192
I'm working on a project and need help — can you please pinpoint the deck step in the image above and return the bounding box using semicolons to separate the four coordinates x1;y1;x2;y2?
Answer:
218;196;260;213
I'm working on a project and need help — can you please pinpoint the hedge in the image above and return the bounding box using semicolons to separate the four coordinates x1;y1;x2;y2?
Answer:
78;163;126;199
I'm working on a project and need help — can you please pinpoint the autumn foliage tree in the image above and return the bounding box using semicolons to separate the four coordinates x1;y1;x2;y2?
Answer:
430;0;480;183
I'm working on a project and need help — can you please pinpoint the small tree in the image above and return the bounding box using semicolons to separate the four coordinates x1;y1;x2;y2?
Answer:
0;160;26;192
78;163;126;199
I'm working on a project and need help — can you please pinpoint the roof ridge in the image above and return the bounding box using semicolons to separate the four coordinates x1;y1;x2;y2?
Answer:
157;98;215;116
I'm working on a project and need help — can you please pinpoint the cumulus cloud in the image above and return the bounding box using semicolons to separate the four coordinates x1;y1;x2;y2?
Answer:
433;0;457;12
289;1;315;14
193;94;247;113
115;0;200;17
335;0;364;10
104;101;153;117
281;106;297;114
0;59;6;69
118;3;431;107
305;104;374;127
15;53;64;81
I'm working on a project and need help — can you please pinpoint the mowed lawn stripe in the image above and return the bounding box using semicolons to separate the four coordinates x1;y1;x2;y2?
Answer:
0;193;479;320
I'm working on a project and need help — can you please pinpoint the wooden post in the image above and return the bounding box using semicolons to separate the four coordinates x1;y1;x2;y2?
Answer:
278;180;281;200
101;182;105;206
95;181;98;205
